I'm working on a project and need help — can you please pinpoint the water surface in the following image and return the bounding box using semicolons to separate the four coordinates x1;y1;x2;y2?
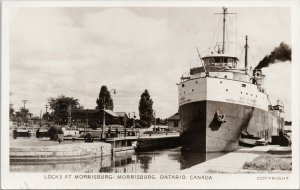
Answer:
10;147;227;173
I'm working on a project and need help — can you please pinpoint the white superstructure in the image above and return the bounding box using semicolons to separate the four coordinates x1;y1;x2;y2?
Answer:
179;74;269;111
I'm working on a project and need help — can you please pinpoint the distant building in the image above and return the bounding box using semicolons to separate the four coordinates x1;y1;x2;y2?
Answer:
148;125;169;132
71;109;129;128
71;109;118;128
115;112;129;126
165;113;180;132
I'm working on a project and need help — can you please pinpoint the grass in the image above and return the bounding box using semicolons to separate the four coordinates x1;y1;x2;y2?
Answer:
206;169;228;173
243;154;292;171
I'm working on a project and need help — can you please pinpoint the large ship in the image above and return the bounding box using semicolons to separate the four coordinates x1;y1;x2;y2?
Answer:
178;7;285;152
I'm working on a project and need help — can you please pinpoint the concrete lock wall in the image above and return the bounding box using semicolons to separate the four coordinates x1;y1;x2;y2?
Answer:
10;142;112;163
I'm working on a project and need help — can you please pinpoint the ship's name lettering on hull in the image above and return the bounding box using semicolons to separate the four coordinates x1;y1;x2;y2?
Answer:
180;98;258;107
226;98;257;106
180;99;191;105
226;99;237;103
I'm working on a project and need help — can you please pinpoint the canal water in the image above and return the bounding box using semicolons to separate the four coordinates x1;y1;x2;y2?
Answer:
10;147;227;173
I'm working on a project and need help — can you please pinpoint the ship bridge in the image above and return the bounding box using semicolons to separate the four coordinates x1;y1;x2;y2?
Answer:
189;53;250;82
202;54;238;68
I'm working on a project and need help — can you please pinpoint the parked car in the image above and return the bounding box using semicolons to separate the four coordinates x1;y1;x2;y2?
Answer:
255;138;269;146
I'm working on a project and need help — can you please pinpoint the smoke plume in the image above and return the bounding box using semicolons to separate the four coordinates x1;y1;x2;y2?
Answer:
255;42;291;70
262;62;291;121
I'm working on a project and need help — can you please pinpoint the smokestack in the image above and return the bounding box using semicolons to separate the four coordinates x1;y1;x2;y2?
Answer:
255;42;291;70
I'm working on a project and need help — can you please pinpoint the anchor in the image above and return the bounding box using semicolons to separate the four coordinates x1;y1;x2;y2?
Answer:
214;110;226;123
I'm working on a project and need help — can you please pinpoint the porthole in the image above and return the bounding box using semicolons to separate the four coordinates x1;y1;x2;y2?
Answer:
224;75;227;79
192;89;194;92
220;81;223;84
241;92;243;94
226;89;228;92
182;84;185;87
246;93;248;95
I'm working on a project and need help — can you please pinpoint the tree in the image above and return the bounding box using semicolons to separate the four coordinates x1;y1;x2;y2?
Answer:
48;95;82;125
96;85;114;111
138;90;154;127
42;112;54;122
19;107;29;118
15;107;31;123
9;107;14;119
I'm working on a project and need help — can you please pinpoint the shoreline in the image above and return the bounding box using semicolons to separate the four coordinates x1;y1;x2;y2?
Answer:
181;145;292;174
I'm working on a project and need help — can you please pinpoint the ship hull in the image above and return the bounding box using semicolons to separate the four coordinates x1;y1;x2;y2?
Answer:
180;100;282;152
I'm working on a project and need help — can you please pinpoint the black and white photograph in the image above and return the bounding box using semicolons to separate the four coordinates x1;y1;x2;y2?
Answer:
1;0;299;189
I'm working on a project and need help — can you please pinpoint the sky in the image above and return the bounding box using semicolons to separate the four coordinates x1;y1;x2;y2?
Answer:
8;7;291;120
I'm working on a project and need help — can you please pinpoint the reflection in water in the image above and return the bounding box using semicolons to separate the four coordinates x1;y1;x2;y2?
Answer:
10;147;227;173
180;151;206;170
137;155;152;173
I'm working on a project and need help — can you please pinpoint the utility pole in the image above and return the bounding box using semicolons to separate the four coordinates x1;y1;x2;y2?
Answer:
9;92;13;109
67;105;72;127
21;100;29;109
43;104;48;123
133;112;136;128
154;110;156;132
244;35;249;75
102;98;105;140
45;104;48;113
86;109;88;132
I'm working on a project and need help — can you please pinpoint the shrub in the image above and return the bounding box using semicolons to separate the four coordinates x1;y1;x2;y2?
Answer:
243;155;292;171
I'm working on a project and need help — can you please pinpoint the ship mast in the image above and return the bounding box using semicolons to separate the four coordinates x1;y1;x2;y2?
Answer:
244;35;249;75
222;7;227;54
216;7;235;54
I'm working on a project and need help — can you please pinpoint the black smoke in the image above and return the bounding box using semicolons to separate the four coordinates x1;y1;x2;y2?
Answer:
255;42;291;70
